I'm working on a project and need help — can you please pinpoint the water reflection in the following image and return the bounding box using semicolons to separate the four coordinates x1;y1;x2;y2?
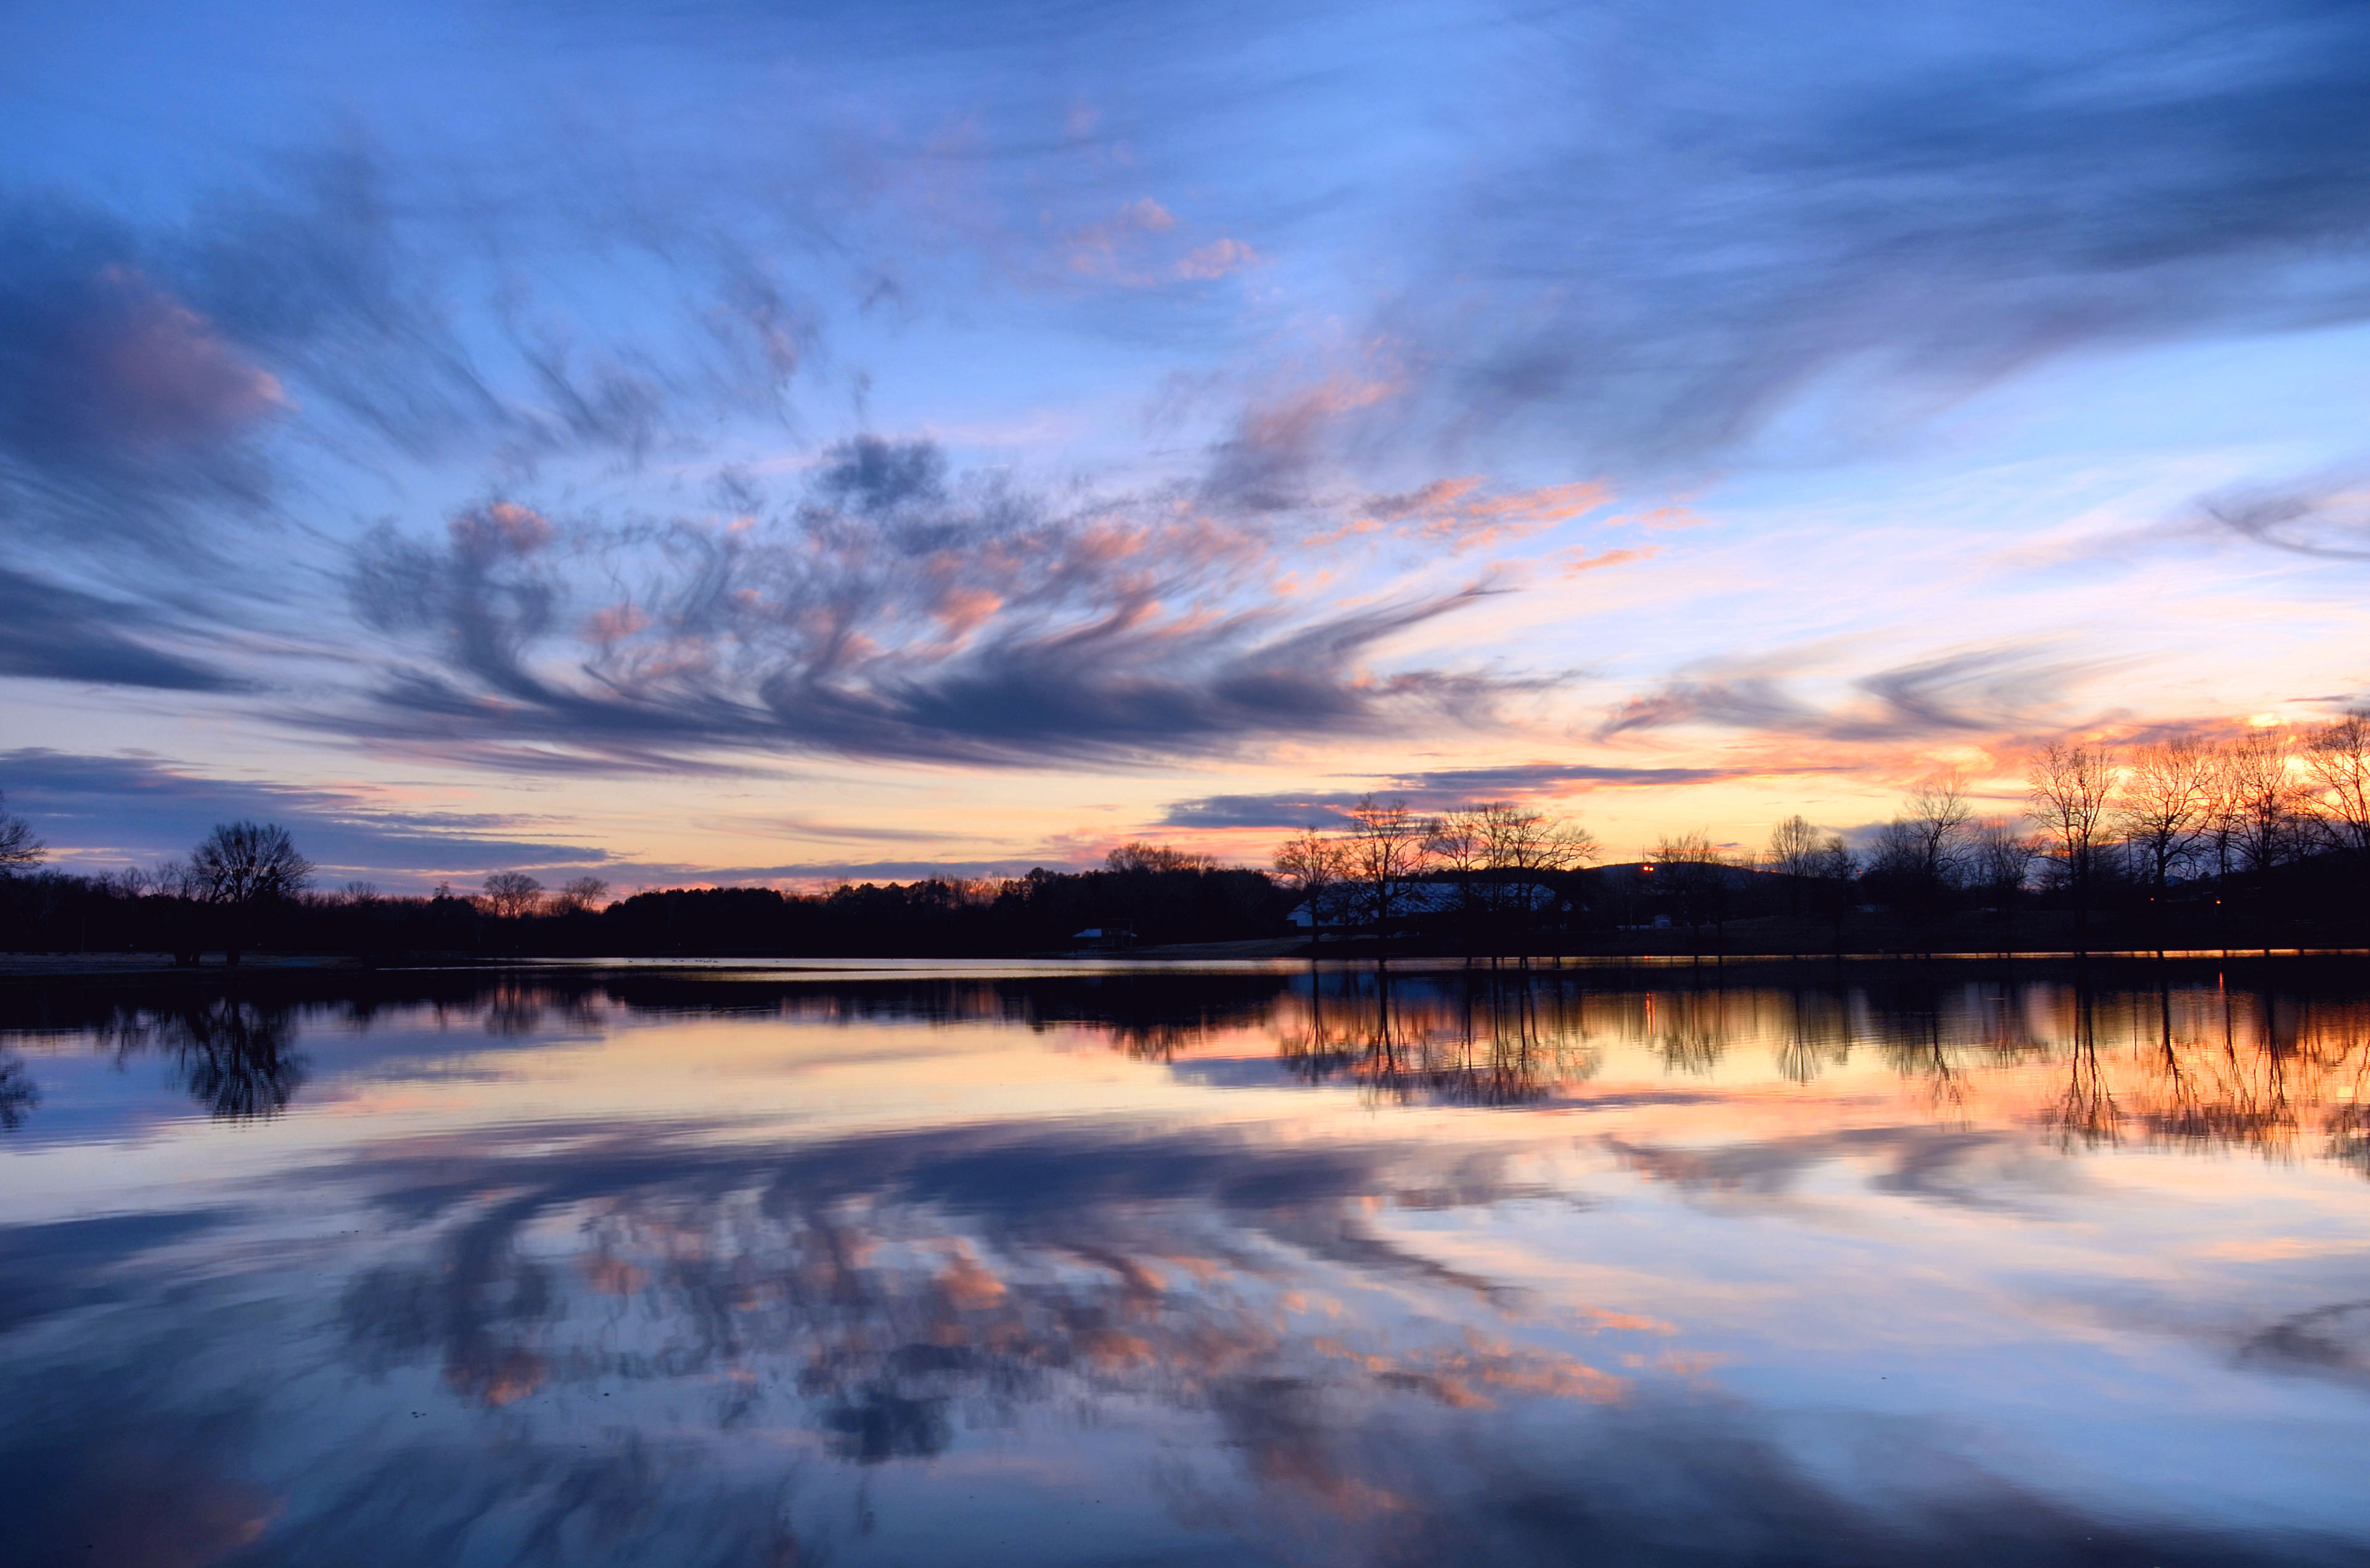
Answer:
0;1051;33;1128
1263;965;2370;1168
1281;968;1602;1106
94;997;310;1121
3;963;2370;1565
7;965;2370;1172
4;965;2369;1164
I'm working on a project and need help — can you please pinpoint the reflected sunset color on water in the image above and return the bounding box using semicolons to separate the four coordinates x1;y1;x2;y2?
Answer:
3;961;2368;1566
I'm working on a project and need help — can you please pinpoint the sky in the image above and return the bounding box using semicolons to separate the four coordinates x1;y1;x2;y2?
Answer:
3;0;2368;892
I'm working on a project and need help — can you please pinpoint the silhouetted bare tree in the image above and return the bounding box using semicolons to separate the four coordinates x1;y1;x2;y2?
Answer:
1424;807;1492;949
2199;740;2247;895
0;791;46;875
1864;772;1978;936
552;875;612;914
1861;820;1928;909
1273;828;1352;945
1766;815;1823;915
148;859;200;899
1347;795;1432;944
1422;802;1596;942
1486;802;1599;879
191;821;313;904
1650;830;1731;947
2025;744;2117;938
2115;737;2213;899
1903;772;1977;887
186;822;312;963
1105;842;1217;873
1491;802;1596;954
2303;711;2370;866
482;871;546;919
2221;728;2309;874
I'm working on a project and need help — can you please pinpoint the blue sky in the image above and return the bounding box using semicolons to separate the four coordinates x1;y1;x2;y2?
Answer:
4;0;2367;888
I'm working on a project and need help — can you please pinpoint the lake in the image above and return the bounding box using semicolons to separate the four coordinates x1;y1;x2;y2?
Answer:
2;959;2367;1566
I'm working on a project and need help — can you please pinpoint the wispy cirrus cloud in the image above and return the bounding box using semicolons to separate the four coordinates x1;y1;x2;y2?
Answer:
2200;472;2370;561
1359;0;2370;467
0;568;242;692
0;147;824;581
336;435;1531;770
1594;646;2113;743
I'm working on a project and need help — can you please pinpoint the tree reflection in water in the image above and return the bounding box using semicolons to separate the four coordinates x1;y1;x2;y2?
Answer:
96;996;308;1120
0;1051;34;1127
1273;967;2370;1175
2;966;2368;1172
1279;966;1603;1106
6;965;2370;1564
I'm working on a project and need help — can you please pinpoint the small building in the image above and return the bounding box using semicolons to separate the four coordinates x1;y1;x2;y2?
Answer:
1070;926;1136;951
1286;881;1562;929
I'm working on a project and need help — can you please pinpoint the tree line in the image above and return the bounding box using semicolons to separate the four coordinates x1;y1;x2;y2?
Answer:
1;712;2364;961
0;815;319;965
1771;716;2370;948
0;814;1288;961
1263;714;2370;952
1271;796;1598;949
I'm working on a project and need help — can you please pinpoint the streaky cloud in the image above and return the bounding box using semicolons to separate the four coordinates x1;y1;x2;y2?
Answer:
0;146;824;584
0;749;609;882
2201;471;2370;561
0;568;243;692
1596;645;2107;743
1369;0;2370;467
334;436;1533;769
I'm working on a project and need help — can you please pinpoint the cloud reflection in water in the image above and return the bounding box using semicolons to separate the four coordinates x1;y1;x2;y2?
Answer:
2;965;2369;1565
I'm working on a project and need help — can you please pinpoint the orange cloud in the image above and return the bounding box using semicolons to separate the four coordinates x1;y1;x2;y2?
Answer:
1559;545;1657;577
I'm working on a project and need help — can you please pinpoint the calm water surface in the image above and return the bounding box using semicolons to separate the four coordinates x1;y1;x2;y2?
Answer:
3;960;2368;1567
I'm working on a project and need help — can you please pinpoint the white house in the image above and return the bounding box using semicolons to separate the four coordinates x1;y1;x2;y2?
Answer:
1285;882;1561;928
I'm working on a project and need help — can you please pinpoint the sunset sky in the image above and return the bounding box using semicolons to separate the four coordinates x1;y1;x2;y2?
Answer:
5;0;2368;891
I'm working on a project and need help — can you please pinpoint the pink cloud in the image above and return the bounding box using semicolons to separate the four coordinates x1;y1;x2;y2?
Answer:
1067;198;1179;280
583;603;650;643
62;266;284;447
1357;477;1614;553
1065;201;1260;288
449;500;555;561
1559;545;1657;576
1176;238;1260;280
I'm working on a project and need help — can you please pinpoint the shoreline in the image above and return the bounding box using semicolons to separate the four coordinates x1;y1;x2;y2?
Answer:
1;945;2364;986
